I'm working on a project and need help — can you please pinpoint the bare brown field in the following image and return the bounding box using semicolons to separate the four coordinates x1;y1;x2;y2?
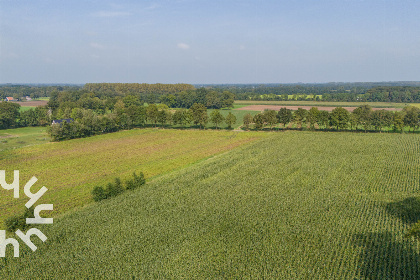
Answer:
16;100;48;107
235;105;403;112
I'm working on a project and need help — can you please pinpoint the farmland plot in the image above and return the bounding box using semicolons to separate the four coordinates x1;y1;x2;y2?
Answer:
0;128;267;225
1;131;420;278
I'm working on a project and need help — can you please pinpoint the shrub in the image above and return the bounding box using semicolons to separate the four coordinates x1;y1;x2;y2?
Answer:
92;173;146;202
126;172;146;190
92;186;108;202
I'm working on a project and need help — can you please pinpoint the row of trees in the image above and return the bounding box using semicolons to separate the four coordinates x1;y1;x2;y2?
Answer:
48;102;238;141
243;105;420;132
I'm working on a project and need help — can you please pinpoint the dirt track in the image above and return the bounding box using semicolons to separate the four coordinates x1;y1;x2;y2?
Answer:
235;105;402;112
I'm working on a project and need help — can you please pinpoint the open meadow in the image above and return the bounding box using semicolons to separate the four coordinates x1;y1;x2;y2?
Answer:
1;131;420;278
0;126;49;151
0;128;268;225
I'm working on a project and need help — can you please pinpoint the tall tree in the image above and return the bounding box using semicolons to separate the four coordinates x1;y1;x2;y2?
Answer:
189;103;208;129
225;112;237;129
277;107;292;128
353;105;372;132
318;110;330;130
243;113;253;130
330;107;350;130
307;107;320;129
210;110;225;129
253;113;265;130
263;110;277;130
293;108;307;128
146;104;159;127
403;106;420;132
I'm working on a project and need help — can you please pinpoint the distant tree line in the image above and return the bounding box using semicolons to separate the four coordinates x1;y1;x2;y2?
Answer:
0;84;80;101
207;84;420;103
242;105;420;133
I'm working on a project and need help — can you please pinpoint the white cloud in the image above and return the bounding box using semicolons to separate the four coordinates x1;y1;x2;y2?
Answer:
144;4;160;10
92;11;132;17
177;43;190;50
90;42;105;50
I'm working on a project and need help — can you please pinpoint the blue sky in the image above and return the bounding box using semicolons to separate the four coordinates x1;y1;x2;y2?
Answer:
0;0;419;84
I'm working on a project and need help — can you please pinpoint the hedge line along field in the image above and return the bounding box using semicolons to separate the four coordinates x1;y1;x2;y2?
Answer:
1;131;420;278
0;128;268;225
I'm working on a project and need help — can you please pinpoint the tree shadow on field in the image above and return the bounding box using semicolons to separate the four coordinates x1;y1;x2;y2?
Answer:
352;232;420;279
385;197;420;224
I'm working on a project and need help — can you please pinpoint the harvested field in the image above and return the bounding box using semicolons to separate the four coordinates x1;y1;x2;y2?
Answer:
235;104;403;112
16;100;48;107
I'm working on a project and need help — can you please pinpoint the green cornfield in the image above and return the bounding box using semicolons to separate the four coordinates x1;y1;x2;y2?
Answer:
1;131;420;279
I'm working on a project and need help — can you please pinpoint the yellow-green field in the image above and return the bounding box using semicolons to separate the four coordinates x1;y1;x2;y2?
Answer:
0;128;269;225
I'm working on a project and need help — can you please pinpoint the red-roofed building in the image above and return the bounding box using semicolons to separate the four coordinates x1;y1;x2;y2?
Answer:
5;97;15;101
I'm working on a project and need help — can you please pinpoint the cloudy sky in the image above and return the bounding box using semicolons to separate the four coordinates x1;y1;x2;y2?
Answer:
0;0;419;84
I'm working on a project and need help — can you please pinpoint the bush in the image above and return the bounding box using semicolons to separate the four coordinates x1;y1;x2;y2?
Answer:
106;178;124;198
92;173;146;202
92;186;108;202
126;172;146;190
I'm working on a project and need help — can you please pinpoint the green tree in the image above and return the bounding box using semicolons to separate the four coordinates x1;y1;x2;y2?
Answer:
318;110;330;130
353;105;373;132
0;102;20;129
403;106;420;132
210;110;225;129
189;103;208;129
307;107;320;129
293;108;307;128
243;113;253;130
277;107;292;128
157;109;168;127
263;110;277;130
146;104;159;127
172;109;190;127
225;112;237;129
393;111;405;132
330;107;349;130
253;113;265;130
126;105;146;127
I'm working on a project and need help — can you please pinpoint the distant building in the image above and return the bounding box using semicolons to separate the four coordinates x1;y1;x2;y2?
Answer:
5;97;15;102
25;96;32;101
52;118;74;125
